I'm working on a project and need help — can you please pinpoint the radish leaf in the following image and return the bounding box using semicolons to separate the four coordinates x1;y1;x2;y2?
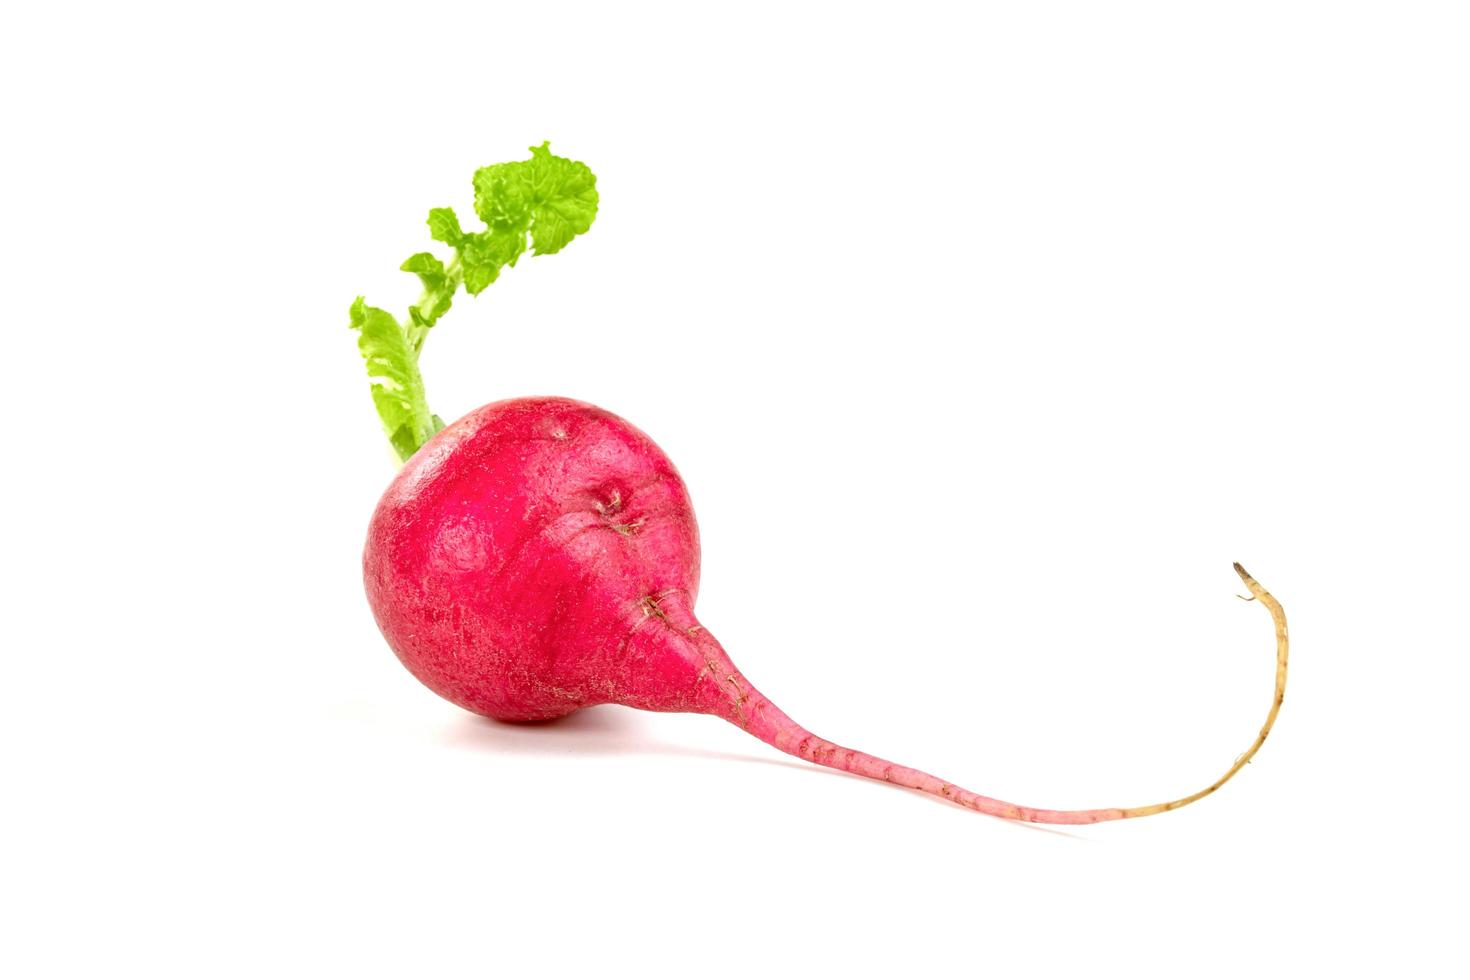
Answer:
348;143;598;462
349;297;435;463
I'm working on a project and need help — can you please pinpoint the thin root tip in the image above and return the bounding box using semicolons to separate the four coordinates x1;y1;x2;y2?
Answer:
1233;562;1268;601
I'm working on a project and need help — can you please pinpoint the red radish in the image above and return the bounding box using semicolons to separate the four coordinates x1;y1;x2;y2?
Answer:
351;146;1288;823
365;396;1290;824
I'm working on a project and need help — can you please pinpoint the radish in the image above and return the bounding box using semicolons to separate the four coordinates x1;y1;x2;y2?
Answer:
350;145;1290;823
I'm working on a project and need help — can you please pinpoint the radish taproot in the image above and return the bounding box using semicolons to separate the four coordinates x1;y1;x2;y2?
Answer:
350;145;1290;824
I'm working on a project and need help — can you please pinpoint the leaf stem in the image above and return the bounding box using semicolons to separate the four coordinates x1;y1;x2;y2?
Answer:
407;255;463;355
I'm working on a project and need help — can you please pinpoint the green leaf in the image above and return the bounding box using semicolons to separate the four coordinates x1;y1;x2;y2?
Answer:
402;253;457;330
427;207;463;245
401;252;446;289
472;142;599;257
457;228;527;295
461;258;499;295
348;144;599;464
348;297;435;462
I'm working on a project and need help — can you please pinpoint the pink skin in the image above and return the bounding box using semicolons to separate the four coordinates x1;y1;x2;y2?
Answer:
365;397;1131;823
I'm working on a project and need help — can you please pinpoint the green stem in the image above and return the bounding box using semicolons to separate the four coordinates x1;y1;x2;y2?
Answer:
407;255;463;355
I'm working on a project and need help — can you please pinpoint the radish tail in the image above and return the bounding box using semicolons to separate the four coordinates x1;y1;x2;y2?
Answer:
709;563;1288;825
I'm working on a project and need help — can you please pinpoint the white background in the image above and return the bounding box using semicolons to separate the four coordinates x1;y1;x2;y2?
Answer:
4;2;1467;976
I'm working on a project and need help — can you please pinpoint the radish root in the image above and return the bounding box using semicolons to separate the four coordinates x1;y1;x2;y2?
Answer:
1117;562;1288;819
726;563;1289;824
